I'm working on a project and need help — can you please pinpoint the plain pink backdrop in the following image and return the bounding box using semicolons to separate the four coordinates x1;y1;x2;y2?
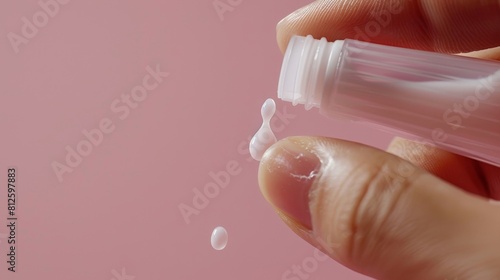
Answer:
0;0;393;279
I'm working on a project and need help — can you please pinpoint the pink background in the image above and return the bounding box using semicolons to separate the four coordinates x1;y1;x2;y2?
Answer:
0;0;392;279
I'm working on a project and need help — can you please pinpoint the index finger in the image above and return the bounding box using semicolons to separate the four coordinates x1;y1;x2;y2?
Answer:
276;0;500;54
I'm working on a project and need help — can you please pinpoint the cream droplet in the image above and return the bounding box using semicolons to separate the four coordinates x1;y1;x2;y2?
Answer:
211;226;228;251
249;98;277;161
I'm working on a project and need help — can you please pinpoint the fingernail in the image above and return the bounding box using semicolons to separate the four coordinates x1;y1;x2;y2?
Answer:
258;137;321;229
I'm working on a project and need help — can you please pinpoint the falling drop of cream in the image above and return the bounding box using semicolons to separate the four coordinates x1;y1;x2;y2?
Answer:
249;98;277;161
211;226;228;251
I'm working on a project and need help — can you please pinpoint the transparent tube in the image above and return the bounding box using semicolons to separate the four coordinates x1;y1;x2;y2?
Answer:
278;35;500;166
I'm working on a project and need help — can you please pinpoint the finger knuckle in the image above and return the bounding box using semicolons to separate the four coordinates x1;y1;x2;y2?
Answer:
345;157;418;263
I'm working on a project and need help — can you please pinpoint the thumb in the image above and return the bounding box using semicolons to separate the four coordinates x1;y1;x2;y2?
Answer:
258;136;500;280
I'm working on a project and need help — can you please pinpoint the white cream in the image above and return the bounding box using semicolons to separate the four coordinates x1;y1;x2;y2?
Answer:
249;98;277;161
211;226;228;251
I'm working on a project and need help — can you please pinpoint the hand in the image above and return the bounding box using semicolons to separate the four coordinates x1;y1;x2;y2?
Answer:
259;0;500;279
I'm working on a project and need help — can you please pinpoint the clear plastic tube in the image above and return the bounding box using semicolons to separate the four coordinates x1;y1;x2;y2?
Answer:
278;35;500;166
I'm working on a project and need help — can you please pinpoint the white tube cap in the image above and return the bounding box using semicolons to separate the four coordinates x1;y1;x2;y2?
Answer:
277;35;344;110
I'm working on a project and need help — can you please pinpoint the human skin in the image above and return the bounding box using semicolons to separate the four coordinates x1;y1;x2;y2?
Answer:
258;0;500;279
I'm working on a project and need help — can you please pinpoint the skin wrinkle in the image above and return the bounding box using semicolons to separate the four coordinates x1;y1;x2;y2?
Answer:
364;171;427;276
352;162;395;264
309;173;335;255
338;159;381;265
307;141;343;258
372;173;475;280
307;140;371;264
344;155;418;271
302;139;452;278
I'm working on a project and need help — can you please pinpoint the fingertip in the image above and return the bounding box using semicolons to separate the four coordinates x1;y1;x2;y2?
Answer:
276;2;319;54
276;18;287;53
258;137;321;229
